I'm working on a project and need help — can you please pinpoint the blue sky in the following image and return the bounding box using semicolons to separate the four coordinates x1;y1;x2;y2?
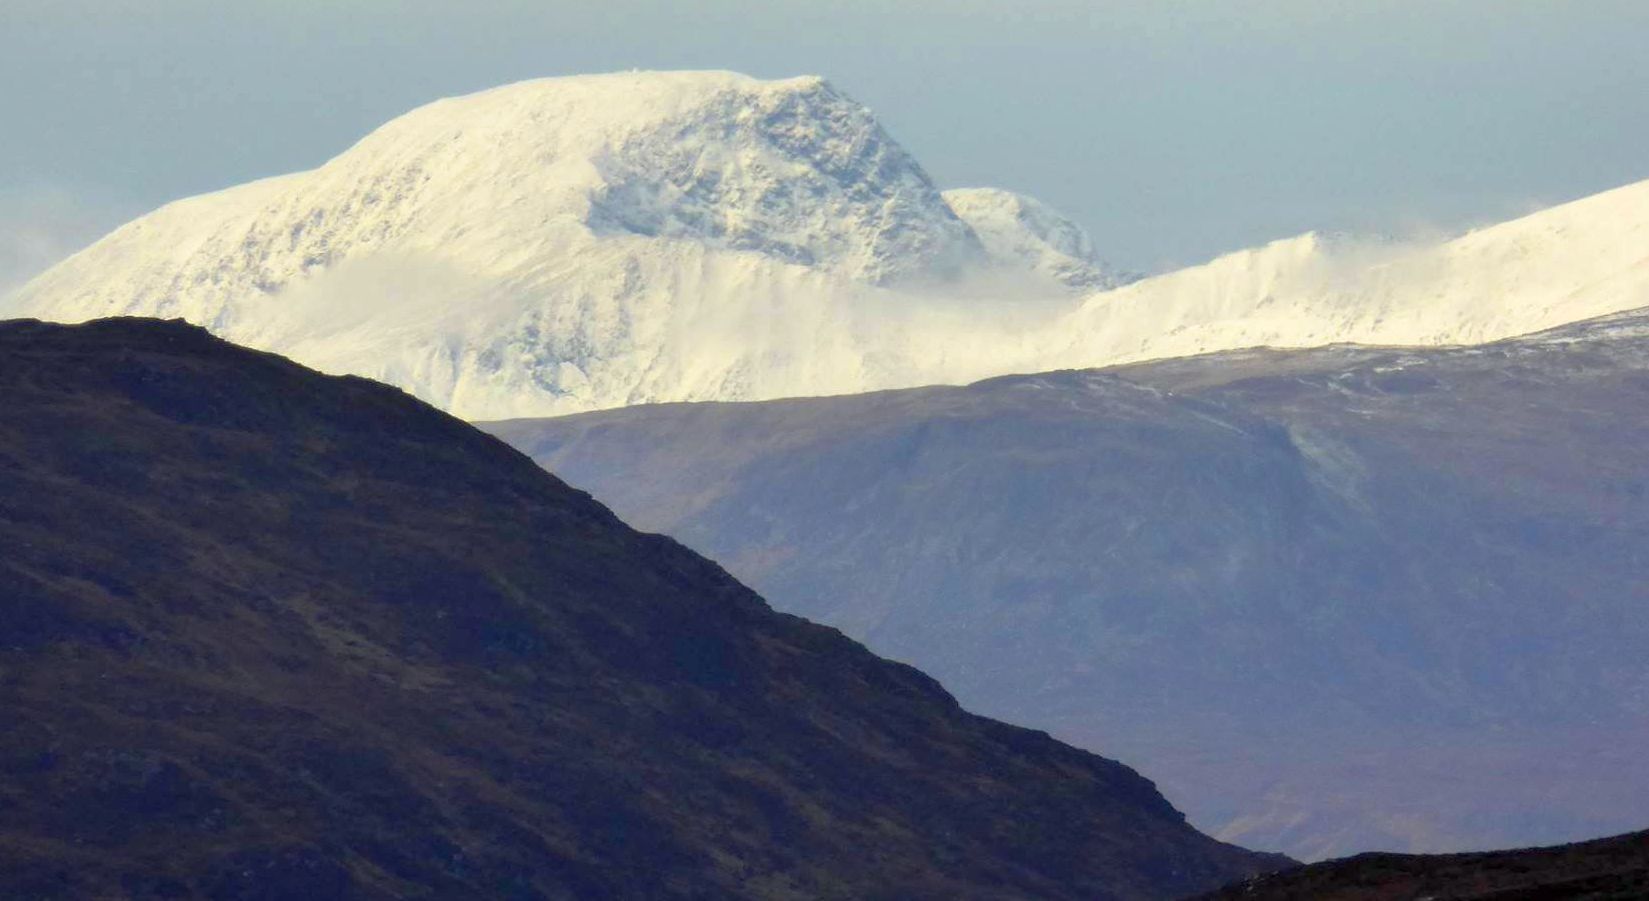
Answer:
3;0;1647;287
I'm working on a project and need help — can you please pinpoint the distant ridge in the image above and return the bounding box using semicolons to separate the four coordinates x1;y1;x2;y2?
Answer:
484;304;1649;862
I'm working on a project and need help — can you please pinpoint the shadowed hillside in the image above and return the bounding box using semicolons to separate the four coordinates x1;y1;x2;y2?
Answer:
1201;828;1649;899
0;317;1284;899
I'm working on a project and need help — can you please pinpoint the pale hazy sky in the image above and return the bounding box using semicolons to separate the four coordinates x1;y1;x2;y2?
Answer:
3;0;1647;289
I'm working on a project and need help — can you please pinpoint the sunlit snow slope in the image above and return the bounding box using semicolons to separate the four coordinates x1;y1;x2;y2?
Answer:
10;70;1649;418
1046;185;1649;367
941;187;1122;290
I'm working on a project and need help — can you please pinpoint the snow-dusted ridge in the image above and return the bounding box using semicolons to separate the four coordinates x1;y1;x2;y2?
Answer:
1042;179;1649;368
9;70;1649;418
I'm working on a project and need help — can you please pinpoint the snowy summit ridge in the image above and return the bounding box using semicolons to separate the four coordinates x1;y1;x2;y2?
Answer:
25;70;977;302
11;70;1649;418
11;71;1051;418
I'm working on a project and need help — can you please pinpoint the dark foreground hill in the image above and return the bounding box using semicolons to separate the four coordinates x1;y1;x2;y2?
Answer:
0;318;1284;899
1202;828;1649;900
485;308;1649;860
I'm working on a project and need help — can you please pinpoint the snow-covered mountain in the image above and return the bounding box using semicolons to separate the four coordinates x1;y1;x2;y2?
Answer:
941;187;1122;290
7;71;1012;418
9;69;1649;418
1043;180;1649;367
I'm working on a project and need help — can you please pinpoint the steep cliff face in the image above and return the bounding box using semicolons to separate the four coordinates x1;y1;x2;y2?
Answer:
0;316;1284;900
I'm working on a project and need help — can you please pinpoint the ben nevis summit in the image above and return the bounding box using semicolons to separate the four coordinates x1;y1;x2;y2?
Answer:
9;70;1648;420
